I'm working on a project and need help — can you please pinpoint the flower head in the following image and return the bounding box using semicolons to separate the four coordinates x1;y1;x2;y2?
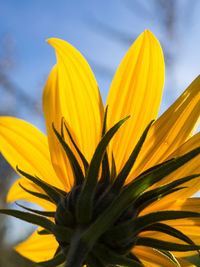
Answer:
0;30;200;266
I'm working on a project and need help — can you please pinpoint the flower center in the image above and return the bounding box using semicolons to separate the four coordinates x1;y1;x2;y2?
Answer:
54;181;139;258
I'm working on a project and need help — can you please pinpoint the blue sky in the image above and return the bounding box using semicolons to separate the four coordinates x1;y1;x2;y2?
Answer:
1;0;200;126
1;0;200;243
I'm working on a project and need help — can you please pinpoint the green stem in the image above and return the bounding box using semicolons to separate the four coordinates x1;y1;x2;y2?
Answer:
64;228;91;267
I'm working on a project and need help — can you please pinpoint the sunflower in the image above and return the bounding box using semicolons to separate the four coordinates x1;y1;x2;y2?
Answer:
0;29;200;267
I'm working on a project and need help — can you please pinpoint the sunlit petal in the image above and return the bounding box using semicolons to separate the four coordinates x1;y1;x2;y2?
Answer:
147;132;200;207
133;246;193;266
7;178;56;211
128;76;200;181
15;230;58;263
0;117;64;190
106;30;164;172
43;39;104;189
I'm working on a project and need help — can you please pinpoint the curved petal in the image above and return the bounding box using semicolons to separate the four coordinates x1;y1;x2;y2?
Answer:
0;117;64;190
128;75;200;181
106;30;164;173
141;198;200;258
147;132;200;208
43;39;104;188
133;246;193;266
7;178;56;211
15;230;58;263
142;220;200;258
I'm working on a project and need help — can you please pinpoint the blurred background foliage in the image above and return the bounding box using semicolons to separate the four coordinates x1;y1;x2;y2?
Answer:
0;0;200;266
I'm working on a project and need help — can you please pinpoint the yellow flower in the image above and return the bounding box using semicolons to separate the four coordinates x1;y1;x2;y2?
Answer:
0;29;200;267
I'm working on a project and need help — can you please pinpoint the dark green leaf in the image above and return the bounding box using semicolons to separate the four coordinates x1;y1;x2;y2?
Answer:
143;223;198;248
64;122;89;174
16;202;55;217
100;107;110;183
102;105;108;137
110;153;117;182
103;211;200;243
93;243;144;267
37;229;51;235
86;253;105;267
19;183;53;203
95;121;153;216
52;124;84;185
112;120;153;192
76;116;130;224
17;167;61;204
134;174;200;213
0;209;54;231
136;237;200;251
82;147;200;249
135;187;186;214
51;224;72;242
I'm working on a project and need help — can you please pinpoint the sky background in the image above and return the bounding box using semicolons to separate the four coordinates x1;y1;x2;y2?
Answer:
1;0;200;244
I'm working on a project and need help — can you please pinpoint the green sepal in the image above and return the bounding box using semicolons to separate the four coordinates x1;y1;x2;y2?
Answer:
16;202;55;217
37;229;51;235
81;146;200;249
101;105;108;137
100;152;110;184
93;243;144;267
134;174;200;213
112;120;153;192
0;209;54;231
19;183;53;203
135;187;186;214
37;253;65;266
52;123;84;185
17;167;61;204
86;253;105;267
64;121;89;174
100;107;110;184
136;237;200;251
76;116;130;224
110;153;117;182
51;224;72;243
95;121;153;215
143;223;198;249
103;211;200;244
55;198;74;227
155;249;180;266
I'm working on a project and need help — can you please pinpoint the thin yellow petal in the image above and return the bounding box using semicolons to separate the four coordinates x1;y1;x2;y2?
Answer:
15;230;58;263
106;30;164;173
7;178;56;211
143;221;200;258
43;39;104;188
0;117;64;190
149;132;200;207
128;75;200;181
142;198;200;258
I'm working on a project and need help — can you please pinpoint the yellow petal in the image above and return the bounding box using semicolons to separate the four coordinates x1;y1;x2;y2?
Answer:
0;117;64;190
142;198;200;258
147;132;200;209
128;75;200;181
106;30;164;173
15;230;58;263
7;178;56;211
43;39;104;188
143;221;200;258
133;246;192;266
